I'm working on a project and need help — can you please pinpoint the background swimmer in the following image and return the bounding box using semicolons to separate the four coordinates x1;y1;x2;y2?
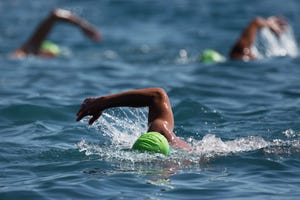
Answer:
13;8;101;58
230;16;288;61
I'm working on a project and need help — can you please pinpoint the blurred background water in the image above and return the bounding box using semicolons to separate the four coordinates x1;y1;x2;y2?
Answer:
1;0;300;199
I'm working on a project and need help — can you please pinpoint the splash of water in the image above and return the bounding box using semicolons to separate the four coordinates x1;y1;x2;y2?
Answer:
191;134;269;156
251;25;299;59
77;108;300;165
77;108;169;163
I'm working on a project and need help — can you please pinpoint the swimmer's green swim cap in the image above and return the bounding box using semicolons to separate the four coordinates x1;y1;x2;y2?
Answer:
132;132;170;156
200;49;226;63
40;40;61;56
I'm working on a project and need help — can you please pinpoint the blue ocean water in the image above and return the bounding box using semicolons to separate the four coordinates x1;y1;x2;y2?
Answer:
1;0;300;199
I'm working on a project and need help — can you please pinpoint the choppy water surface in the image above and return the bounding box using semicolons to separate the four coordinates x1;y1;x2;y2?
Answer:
1;0;300;199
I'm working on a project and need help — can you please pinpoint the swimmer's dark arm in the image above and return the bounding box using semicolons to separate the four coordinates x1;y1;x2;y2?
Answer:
13;8;100;56
77;88;172;125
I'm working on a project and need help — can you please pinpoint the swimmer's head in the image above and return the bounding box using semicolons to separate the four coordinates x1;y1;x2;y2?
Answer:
200;49;226;63
132;132;170;156
40;40;61;56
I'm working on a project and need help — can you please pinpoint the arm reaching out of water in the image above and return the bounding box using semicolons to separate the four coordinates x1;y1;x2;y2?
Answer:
13;8;101;57
230;16;287;60
76;88;191;150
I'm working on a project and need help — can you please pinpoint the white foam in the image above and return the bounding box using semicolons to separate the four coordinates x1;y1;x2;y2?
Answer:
251;25;299;59
191;134;269;156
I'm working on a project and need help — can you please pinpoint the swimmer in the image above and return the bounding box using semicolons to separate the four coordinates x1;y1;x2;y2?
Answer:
76;88;192;155
13;8;101;58
230;16;288;61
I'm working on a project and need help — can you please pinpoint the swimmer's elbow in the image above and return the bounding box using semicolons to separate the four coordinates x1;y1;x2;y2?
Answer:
150;88;168;100
252;17;267;28
154;87;167;95
52;8;72;19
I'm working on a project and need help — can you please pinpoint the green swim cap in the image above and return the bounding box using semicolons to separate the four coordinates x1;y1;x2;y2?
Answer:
40;40;61;56
132;132;170;156
200;49;226;63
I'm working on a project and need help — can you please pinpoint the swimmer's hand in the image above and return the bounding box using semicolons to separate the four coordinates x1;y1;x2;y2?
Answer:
81;25;101;41
76;98;103;125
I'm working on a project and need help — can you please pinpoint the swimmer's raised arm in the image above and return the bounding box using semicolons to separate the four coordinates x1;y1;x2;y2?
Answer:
76;88;174;131
13;8;101;57
76;88;191;150
230;16;287;60
230;17;267;60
